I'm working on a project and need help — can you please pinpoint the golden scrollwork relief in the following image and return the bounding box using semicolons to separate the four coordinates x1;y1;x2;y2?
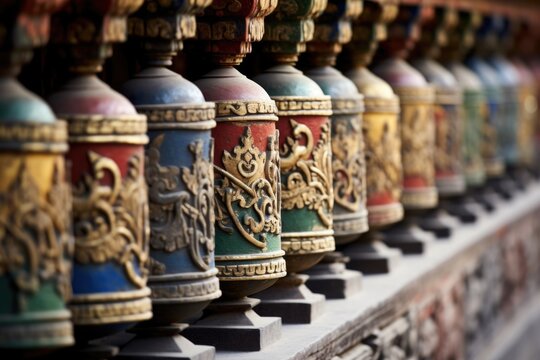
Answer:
72;151;149;289
332;116;365;212
281;120;333;227
0;158;72;308
214;128;281;250
145;134;215;272
400;103;435;185
363;113;402;202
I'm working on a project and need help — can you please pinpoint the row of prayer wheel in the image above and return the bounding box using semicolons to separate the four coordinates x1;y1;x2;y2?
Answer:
1;0;540;357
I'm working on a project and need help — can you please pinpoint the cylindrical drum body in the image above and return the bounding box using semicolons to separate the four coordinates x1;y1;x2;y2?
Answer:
489;56;521;168
446;63;486;187
48;76;152;338
346;67;404;227
467;57;506;178
306;66;368;244
513;60;538;169
254;65;335;273
374;58;437;210
122;68;221;324
0;79;74;349
414;59;466;196
196;68;287;298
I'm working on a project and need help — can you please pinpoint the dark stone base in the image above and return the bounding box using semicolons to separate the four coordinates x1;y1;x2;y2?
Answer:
343;233;402;274
442;196;483;224
415;209;458;239
48;344;118;360
491;177;518;200
255;274;326;324
380;219;434;254
116;325;214;360
183;298;281;352
472;185;502;213
304;252;363;299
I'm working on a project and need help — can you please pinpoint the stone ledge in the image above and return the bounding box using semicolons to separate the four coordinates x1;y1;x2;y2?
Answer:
216;183;540;360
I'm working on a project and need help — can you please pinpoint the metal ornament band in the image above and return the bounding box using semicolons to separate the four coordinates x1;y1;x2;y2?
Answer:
0;121;68;152
273;96;333;116
364;96;401;113
281;230;336;255
70;296;152;325
217;257;287;281
150;275;221;304
63;114;148;144
214;100;278;122
137;102;216;128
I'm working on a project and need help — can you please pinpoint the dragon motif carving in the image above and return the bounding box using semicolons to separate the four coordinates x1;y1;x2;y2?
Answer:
280;119;333;227
332;117;365;212
0;158;72;309
72;151;149;289
145;134;215;272
214;127;281;250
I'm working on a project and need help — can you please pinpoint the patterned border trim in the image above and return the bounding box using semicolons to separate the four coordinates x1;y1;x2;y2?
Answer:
364;97;400;113
273;96;333;116
331;97;365;115
214;100;278;122
63;114;149;144
217;257;287;281
281;235;336;255
0;121;68;152
137;102;216;126
334;212;369;236
150;276;221;303
0;320;73;347
215;250;285;261
70;287;151;303
70;296;152;325
367;202;404;228
401;187;438;210
435;89;462;105
395;87;435;104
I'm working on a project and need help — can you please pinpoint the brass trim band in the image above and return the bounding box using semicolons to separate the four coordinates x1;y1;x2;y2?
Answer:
273;96;333;116
215;250;285;261
137;102;216;124
333;211;370;235
150;277;221;304
401;187;439;210
147;120;216;130
281;235;336;255
0;321;73;347
367;203;405;228
364;96;400;113
62;114;149;144
436;175;466;197
214;100;278;122
435;89;462;105
149;268;219;282
70;287;151;303
281;229;334;238
331;97;365;115
0;121;68;152
395;87;436;104
217;257;287;281
70;297;152;325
